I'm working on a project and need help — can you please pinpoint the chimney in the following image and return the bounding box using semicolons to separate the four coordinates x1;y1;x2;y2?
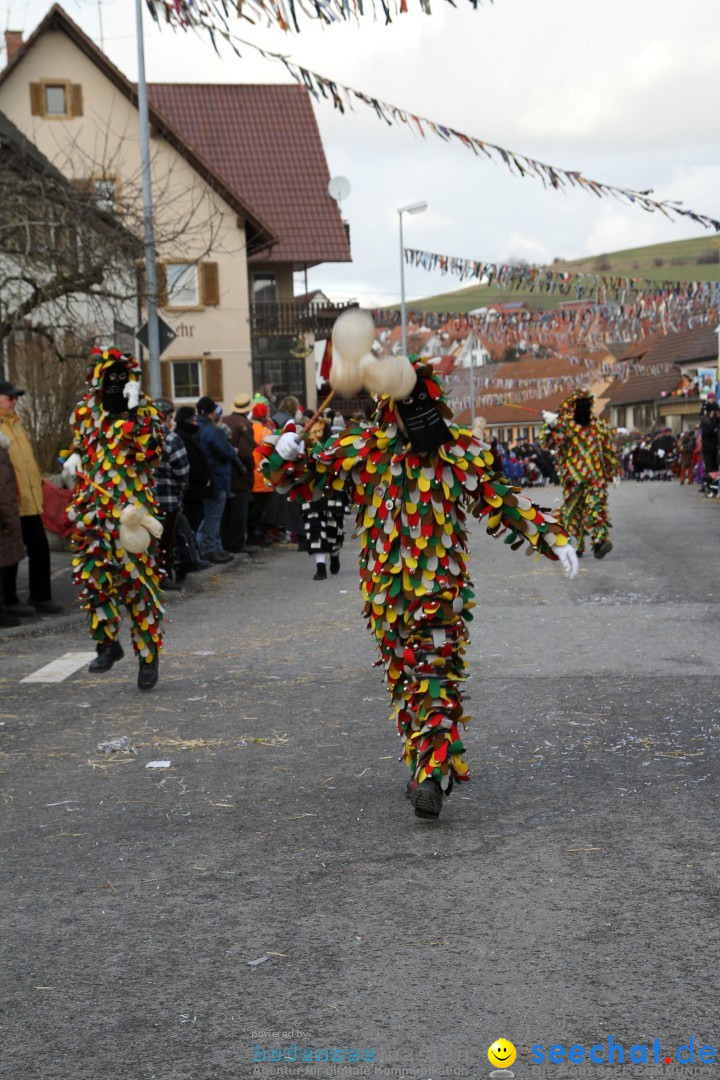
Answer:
4;30;23;66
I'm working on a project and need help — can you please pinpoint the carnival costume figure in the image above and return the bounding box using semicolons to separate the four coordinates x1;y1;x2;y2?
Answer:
300;416;346;580
263;311;578;819
540;388;620;559
63;349;165;691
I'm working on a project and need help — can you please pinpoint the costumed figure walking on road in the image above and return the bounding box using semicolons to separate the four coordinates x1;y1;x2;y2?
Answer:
63;349;165;691
540;387;620;559
298;415;346;581
262;311;578;820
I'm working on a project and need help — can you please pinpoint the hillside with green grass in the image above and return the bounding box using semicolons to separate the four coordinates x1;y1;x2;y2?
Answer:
405;234;720;314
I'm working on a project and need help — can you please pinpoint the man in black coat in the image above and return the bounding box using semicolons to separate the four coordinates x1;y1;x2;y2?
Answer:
174;406;214;532
699;395;719;491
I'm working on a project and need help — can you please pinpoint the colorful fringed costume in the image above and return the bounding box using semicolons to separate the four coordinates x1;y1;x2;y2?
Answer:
263;360;573;807
539;388;620;556
65;349;165;665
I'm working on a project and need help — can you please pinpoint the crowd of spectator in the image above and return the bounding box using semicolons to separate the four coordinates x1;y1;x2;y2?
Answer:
2;374;720;629
617;396;720;495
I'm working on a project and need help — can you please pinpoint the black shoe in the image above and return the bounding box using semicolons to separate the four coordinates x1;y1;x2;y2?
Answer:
138;657;159;692
219;550;235;560
593;540;613;559
194;559;212;571
313;563;328;581
162;579;183;591
88;640;124;673
207;552;231;564
330;554;340;575
410;778;444;819
28;598;64;614
0;610;21;628
6;602;37;618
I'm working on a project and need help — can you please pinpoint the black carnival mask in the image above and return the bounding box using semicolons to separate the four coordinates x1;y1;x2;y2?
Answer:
101;362;130;414
395;380;452;454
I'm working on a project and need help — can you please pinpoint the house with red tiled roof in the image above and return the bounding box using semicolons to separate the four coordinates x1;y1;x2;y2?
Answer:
0;6;351;407
605;324;719;432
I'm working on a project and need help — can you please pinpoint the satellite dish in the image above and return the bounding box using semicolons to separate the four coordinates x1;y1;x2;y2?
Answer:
328;176;351;205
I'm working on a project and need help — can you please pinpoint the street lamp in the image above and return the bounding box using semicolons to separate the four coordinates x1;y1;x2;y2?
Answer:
398;201;427;357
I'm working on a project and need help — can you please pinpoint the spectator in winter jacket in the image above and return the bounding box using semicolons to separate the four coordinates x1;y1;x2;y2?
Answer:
221;393;256;553
174;406;213;533
699;396;719;491
0;429;26;628
195;395;238;563
0;380;62;617
154;400;190;588
248;401;276;545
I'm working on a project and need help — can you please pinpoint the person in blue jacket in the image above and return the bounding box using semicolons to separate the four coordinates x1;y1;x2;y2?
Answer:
195;395;238;563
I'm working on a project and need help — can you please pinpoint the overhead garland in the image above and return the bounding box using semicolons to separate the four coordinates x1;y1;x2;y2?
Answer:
372;301;719;348
282;61;720;232
404;247;720;303
145;0;491;36
142;7;720;232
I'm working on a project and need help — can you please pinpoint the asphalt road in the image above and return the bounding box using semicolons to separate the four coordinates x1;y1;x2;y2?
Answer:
2;481;719;1080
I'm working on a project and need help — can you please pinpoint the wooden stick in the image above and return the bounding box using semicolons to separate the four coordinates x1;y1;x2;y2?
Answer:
299;389;335;441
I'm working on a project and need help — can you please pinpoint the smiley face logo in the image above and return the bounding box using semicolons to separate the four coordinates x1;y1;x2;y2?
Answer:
487;1039;517;1069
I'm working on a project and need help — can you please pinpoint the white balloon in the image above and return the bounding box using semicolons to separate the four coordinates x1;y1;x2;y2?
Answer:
331;309;376;365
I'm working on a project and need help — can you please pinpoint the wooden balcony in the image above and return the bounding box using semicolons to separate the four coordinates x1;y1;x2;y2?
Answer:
250;299;356;336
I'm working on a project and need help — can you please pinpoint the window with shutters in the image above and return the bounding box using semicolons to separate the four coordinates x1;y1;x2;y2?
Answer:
167;263;199;308
163;261;219;309
171;361;201;400
30;81;83;119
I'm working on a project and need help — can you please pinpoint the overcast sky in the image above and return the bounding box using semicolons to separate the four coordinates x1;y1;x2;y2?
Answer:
2;0;720;306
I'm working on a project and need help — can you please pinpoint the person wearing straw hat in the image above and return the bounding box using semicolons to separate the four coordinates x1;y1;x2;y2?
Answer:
262;310;578;820
62;348;165;691
221;393;257;553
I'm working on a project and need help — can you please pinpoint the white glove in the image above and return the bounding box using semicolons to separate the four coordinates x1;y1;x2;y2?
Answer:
657;448;666;459
556;544;579;580
275;432;304;461
123;380;141;409
542;411;558;428
63;452;81;480
613;475;621;488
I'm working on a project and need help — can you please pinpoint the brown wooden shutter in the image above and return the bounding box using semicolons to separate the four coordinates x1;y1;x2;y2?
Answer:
161;361;172;399
30;83;44;115
157;262;168;308
70;84;83;117
201;261;220;306
204;357;223;401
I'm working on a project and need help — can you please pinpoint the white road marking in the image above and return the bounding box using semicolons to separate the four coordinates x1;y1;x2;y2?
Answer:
21;652;97;684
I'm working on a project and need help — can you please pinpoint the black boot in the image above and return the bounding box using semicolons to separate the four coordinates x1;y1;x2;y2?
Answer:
330;554;340;575
138;656;159;692
409;778;444;819
313;563;327;581
593;540;613;559
88;640;124;673
0;608;21;629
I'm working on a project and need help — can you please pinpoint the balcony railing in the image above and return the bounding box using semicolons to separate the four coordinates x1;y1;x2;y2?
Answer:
250;299;356;336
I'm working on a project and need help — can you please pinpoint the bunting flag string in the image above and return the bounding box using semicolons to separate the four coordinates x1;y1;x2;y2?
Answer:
145;0;492;38
404;247;720;304
371;300;719;349
278;61;720;233
141;10;720;233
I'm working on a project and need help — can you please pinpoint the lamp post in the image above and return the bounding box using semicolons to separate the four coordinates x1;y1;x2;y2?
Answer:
398;201;427;356
135;0;161;398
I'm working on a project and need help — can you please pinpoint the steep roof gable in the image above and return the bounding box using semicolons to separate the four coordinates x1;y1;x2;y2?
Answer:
0;4;277;253
146;83;352;268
